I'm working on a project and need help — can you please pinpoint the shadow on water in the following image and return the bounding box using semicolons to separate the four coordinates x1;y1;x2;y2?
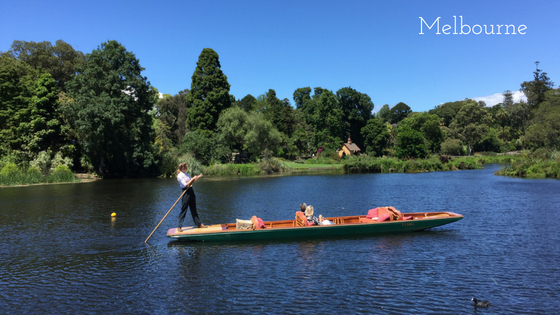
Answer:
165;227;462;248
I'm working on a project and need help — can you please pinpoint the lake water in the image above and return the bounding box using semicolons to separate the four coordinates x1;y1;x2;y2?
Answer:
1;165;559;314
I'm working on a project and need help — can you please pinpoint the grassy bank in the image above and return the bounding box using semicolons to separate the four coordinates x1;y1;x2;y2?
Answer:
202;154;525;177
341;155;489;173
283;161;343;170
0;163;79;187
495;150;560;179
202;158;288;176
201;155;520;177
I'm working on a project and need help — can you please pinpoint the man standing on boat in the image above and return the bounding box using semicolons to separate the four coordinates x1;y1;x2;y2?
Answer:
176;163;207;231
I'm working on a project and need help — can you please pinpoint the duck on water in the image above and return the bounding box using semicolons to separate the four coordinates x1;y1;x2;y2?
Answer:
471;298;490;308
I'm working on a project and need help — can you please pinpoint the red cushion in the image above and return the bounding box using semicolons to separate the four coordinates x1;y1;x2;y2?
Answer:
378;213;391;222
366;208;379;219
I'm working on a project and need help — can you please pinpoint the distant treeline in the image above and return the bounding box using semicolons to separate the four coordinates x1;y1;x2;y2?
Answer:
1;40;558;180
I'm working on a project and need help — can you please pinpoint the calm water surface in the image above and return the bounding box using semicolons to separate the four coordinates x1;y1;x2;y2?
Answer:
1;165;559;314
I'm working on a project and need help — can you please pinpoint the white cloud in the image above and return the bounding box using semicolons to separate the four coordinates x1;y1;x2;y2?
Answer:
472;90;527;106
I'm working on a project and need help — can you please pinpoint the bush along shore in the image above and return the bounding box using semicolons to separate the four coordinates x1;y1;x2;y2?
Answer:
0;163;78;186
342;154;521;174
0;151;103;187
202;154;522;176
203;158;288;176
494;149;560;179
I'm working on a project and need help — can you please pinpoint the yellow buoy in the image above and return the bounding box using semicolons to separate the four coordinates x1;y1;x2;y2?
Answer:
111;212;117;217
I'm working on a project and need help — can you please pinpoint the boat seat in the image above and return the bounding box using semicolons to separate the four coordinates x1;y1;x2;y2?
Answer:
332;217;344;224
295;211;313;226
359;217;377;223
360;208;380;223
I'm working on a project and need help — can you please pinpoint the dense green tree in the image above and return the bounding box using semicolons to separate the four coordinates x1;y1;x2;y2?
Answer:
238;94;257;112
215;107;283;160
244;112;282;158
0;56;31;156
473;128;503;152
487;103;503;122
336;87;374;149
186;48;231;131
400;113;444;153
0;56;65;159
311;88;344;148
7;40;85;92
181;130;230;165
64;40;158;177
395;125;428;159
361;117;390;157
293;87;312;110
289;109;314;158
523;88;560;149
293;87;314;127
377;104;391;123
262;89;294;137
154;119;173;155
292;87;344;149
440;138;464;156
490;105;512;141
502;90;514;110
428;100;464;126
449;99;492;155
217;106;249;153
154;89;189;147
279;98;296;137
23;72;64;154
507;101;530;133
520;65;554;109
390;102;411;124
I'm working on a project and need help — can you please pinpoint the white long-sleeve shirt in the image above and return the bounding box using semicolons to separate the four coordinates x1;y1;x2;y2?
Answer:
177;172;192;189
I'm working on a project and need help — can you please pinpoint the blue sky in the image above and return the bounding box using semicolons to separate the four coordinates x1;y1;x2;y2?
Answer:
2;0;558;112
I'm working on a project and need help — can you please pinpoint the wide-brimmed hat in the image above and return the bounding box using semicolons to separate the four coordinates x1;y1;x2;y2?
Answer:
305;205;314;217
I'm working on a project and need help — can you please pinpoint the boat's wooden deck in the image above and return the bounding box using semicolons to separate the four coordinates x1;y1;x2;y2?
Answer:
170;212;461;236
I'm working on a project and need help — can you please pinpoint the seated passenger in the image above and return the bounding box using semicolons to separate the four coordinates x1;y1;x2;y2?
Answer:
300;202;307;213
320;215;334;225
304;205;335;225
305;205;320;225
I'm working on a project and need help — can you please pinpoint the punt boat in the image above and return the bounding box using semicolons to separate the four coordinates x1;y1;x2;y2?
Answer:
167;207;463;242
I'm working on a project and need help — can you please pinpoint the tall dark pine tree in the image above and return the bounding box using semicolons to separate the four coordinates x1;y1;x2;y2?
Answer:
502;90;514;110
186;48;231;131
520;62;554;109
